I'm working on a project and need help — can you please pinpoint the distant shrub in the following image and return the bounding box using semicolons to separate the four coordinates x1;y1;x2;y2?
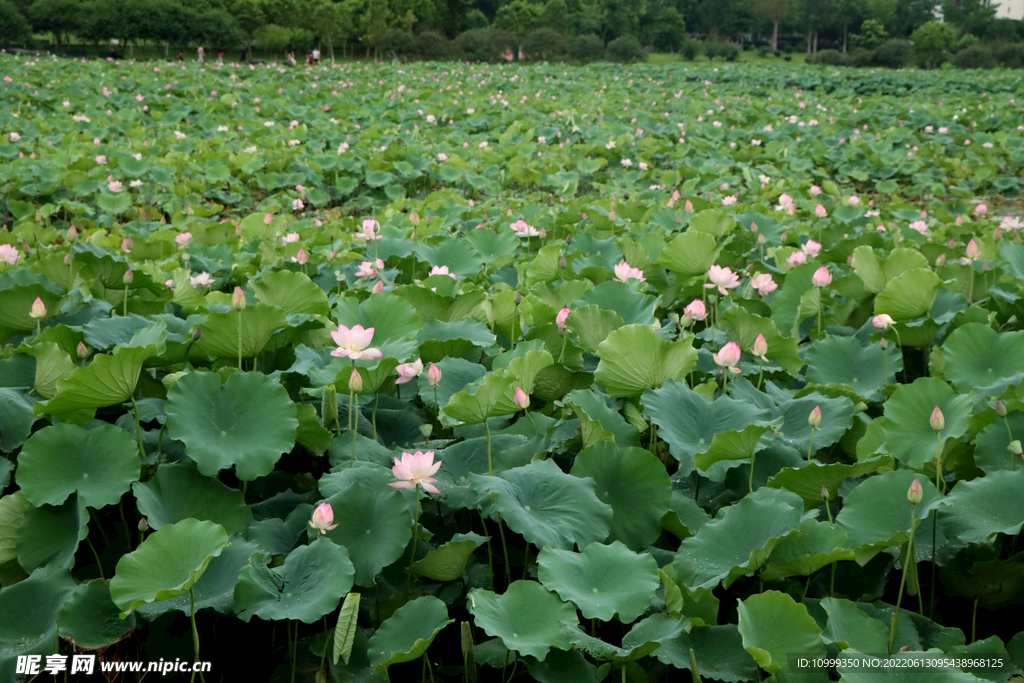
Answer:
605;35;646;63
568;33;604;63
994;43;1024;68
451;29;516;62
871;40;914;68
957;33;980;51
680;39;701;60
952;45;996;68
522;28;568;61
756;45;770;57
378;30;415;59
849;19;888;50
410;31;450;61
810;49;847;65
704;41;739;61
986;19;1019;43
911;21;955;68
847;47;873;66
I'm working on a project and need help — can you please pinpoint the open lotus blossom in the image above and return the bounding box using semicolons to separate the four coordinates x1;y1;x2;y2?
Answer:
330;324;383;360
175;232;191;249
848;196;861;205
682;299;707;324
752;333;768;359
909;220;929;236
281;232;300;245
355;259;384;279
722;195;737;206
426;362;441;386
810;185;822;196
812;267;832;287
189;272;214;288
751;273;777;296
999;216;1022;231
108;179;122;193
309;503;339;534
429;265;457;279
29;297;46;319
354;219;381;241
872;314;895;330
713;341;742;374
0;244;20;265
614;259;645;283
814;204;827;218
514;386;530;410
388;450;442;494
705;265;741;295
801;239;822;258
510;219;540;237
786;251;807;267
975;203;987;216
776;194;793;210
395;359;424;385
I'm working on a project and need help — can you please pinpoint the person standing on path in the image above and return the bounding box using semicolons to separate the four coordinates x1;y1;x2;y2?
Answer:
312;47;320;64
197;45;205;64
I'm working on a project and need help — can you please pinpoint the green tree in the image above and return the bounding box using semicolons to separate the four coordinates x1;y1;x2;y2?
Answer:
27;0;84;52
649;6;685;51
749;0;788;51
864;0;896;31
493;0;542;41
253;22;292;56
943;0;996;36
0;0;29;46
849;17;888;48
307;0;352;60
793;0;836;54
911;19;955;66
540;0;569;34
888;0;937;36
227;0;268;47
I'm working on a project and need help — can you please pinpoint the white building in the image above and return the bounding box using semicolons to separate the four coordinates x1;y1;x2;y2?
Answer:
983;0;1024;20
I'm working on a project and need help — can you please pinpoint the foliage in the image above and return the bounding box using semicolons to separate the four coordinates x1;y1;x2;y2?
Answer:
522;28;568;61
704;40;741;60
569;32;605;62
911;21;956;68
0;0;29;46
850;18;889;49
648;7;686;53
951;44;996;68
605;34;646;63
871;38;914;67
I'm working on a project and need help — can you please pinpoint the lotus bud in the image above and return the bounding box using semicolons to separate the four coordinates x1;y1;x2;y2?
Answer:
371;279;384;294
752;333;768;359
907;478;923;505
426;363;441;387
757;232;766;244
935;253;947;266
29;297;46;319
540;228;547;239
1007;440;1022;457
812;266;832;287
322;384;338;430
566;233;573;245
192;328;202;341
965;239;980;259
67;225;78;242
309;502;339;534
409;211;420;226
138;517;149;532
348;368;362;393
880;337;888;349
122;237;133;253
996;400;1007;417
821;486;829;501
77;341;89;359
556;307;571;331
808;405;822;428
232;286;246;310
514;386;530;410
123;269;133;285
994;227;1003;241
930;406;945;432
515;292;522;305
559;255;567;268
64;253;72;265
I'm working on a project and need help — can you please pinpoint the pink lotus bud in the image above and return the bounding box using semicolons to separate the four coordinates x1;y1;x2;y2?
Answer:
812;266;832;287
935;253;947;267
684;199;694;212
683;299;707;323
29;297;46;319
122;237;133;253
309;502;339;534
371;279;384;294
426;363;441;387
295;248;308;265
514;386;530;410
123;269;133;285
786;251;806;268
956;215;963;226
975;203;987;216
232;286;246;310
821;486;829;500
64;253;72;265
556;307;570;330
815;204;827;218
67;225;78;242
872;314;894;330
565;233;573;245
76;342;89;359
138;517;149;532
948;239;957;249
994;228;1003;241
880;337;888;349
907;478;923;505
712;341;742;374
930;406;945;432
264;212;273;225
996;400;1007;417
752;333;768;358
965;239;980;259
348;368;363;393
808;405;822;428
410;211;420;226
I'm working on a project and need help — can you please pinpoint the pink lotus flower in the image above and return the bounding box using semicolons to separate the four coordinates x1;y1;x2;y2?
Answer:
802;240;822;258
232;287;246;310
705;265;740;295
808;405;822;428
122;237;133;253
777;194;793;210
264;212;274;225
872;314;895;330
175;232;191;249
975;204;987;216
95;155;106;165
810;185;822;196
354;219;381;241
292;198;304;211
0;244;20;265
348;368;363;392
614;259;645;283
722;195;737;206
812;267;832;287
426;363;441;387
355;260;383;279
189;272;214;287
908;478;923;504
682;299;707;324
556;307;571;330
751;273;777;296
786;251;807;267
371;280;385;294
309;503;339;534
510;219;540;237
684;200;694;212
429;265;457;279
388;450;442;494
330;324;383;360
29;297;46;319
514;386;530;410
713;341;742;374
752;333;768;359
395;359;424;385
966;239;980;259
848;196;861;206
108;179;122;193
814;204;827;218
291;248;308;264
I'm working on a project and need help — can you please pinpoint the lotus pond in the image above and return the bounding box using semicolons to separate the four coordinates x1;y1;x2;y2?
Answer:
2;55;1024;682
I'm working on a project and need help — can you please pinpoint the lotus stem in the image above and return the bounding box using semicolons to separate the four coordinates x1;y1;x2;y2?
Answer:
968;263;975;303
123;285;129;317
496;511;512;589
889;503;917;655
237;311;243;371
748;453;755;493
409;485;420;582
372;392;379;441
935;432;943;494
757;358;764;391
1004;416;1015;471
318;617;328;680
817;298;823;339
485;419;493;477
808;426;815;463
131;397;146;461
558;333;567;364
190;587;200;683
479;509;495;589
525;410;537;433
972;597;979;644
349;389;357;467
883;341;889;384
85;535;105;580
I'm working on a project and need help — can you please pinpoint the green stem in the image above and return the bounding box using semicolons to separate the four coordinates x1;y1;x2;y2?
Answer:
525;410;538;434
883;340;889;384
130;397;146;461
808;427;815;463
372;392;379;441
485;419;493;477
889;505;917;654
291;620;298;683
558;332;568;364
496;509;512;589
409;486;420;582
748;453;755;494
238;310;243;371
935;431;943;494
817;298;822;339
1004;416;1016;471
825;498;834;527
757;357;764;391
968;263;975;303
123;286;128;317
85;536;105;580
190;587;199;683
479;509;495;589
319;617;328;678
971;597;978;644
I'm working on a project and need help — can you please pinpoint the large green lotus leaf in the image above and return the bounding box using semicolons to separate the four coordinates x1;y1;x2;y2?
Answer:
252;270;330;316
413;240;484;280
234;538;353;623
430;434;534;509
137;537;261;618
82;314;153;350
16;423;140;508
620;613;692;661
0;283;62;336
689;209;736;238
760;519;854;581
17;496;87;573
468;581;579;661
393;286;487;323
674;488;804;590
465;228;519;261
0;459;11;493
805;336;901;398
165;371;298;480
418;318;496;363
295;402;333;455
0;388;34;452
579;282;657;326
941;470;1024;545
524;649;600;683
767;459;894;510
334;292;422;344
737;591;825;674
197;304;289;360
367;595;453;672
323;475;412;586
643;380;772;475
28;342;74;399
563;389;642;448
333;592;361;666
873;268;942;321
110;519;230;616
470;460;613;551
770;263;817;338
0;492;30;577
133;462;252;536
836;470;943;554
537;542;659;623
595;325;697;398
694;425;775;476
835;651;980;682
416;356;487;409
412;533;486;581
564;305;625;354
498;349;555;397
974;412;1024;474
652;625;759;683
881;377;973;469
818;597;890;653
941;324;1024;397
569;442;671;551
0;566;77;681
775;393;854;455
719;306;803;375
442;372;515;425
58;579;136;649
851;246;929;293
657;230;721;277
35;344;157;420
